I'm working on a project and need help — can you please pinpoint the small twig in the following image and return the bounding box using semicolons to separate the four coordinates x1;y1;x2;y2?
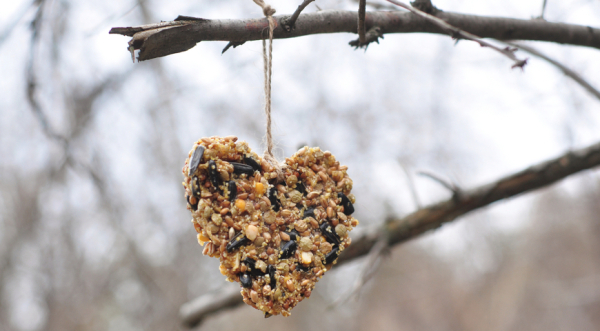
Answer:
417;170;461;198
386;0;528;69
221;41;246;54
349;26;383;50
399;161;422;209
539;0;548;20
283;0;315;32
358;0;367;44
506;41;600;102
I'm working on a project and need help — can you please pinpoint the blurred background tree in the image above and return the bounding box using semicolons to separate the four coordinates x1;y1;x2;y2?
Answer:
1;0;599;330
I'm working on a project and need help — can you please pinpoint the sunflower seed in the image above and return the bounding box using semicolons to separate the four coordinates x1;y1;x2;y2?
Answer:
338;192;355;215
324;245;339;264
268;265;276;288
302;206;315;219
226;232;249;252
188;145;205;176
208;160;221;190
279;240;297;259
231;162;255;176
244;156;261;172
319;222;340;245
228;181;237;201
240;273;252;288
268;187;281;212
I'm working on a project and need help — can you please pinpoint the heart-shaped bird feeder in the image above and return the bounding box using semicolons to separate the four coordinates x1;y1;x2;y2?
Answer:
182;136;358;317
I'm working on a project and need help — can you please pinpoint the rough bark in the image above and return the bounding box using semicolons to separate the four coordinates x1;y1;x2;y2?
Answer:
110;11;600;61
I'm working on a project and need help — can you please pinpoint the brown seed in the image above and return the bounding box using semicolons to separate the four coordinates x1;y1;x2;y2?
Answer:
301;279;310;286
308;218;319;229
263;285;272;296
301;230;311;237
286;279;295;292
304;290;312;298
286;175;298;187
237;193;248;200
266;247;274;255
221;200;230;208
318;171;328;182
250;290;259;303
327;207;334;218
335;224;348;237
331;219;339;226
280;232;290;241
261;196;271;207
255;237;265;248
294;220;308;233
306;191;321;199
246;225;259;241
220;208;229;215
263;232;272;242
329;199;337;208
281;209;292;218
277;184;287;194
219;169;230;181
225;216;234;227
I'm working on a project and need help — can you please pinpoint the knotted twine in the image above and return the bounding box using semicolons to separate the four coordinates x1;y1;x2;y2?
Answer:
253;0;285;183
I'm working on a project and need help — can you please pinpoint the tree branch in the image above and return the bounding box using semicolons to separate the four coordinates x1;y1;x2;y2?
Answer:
358;0;367;44
109;10;600;61
386;0;527;68
506;41;600;101
179;140;600;328
282;0;315;32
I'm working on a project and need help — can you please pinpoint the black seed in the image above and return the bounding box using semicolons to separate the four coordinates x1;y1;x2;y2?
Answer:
187;195;198;211
243;258;265;277
243;156;261;172
208;160;221;190
227;181;237;201
265;312;273;318
226;232;249;252
191;176;201;198
268;265;276;289
302;206;315;219
268;187;281;212
279;240;297;259
319;222;341;245
325;246;339;265
338;192;355;215
231;162;255;176
296;182;306;195
296;263;309;272
240;273;252;288
188;145;205;177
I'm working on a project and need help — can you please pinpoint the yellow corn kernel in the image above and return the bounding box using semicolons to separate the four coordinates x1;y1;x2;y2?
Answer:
235;199;246;212
255;182;266;197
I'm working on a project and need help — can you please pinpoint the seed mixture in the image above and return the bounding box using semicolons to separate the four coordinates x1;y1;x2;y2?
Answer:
182;136;358;317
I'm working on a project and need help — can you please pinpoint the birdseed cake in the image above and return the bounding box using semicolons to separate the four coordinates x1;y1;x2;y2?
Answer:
182;136;358;317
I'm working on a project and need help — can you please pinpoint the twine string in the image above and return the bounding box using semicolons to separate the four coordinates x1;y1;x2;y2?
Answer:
253;0;285;182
